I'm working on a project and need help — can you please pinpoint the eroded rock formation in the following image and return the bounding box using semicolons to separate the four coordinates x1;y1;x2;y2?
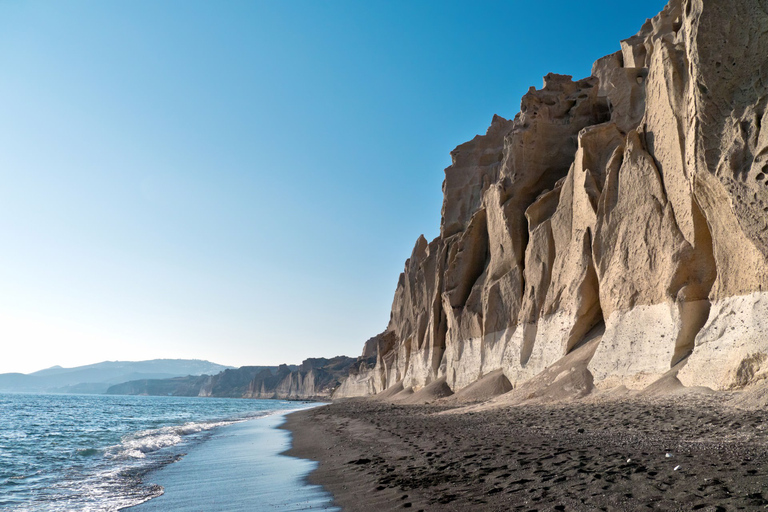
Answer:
107;357;355;399
336;0;768;398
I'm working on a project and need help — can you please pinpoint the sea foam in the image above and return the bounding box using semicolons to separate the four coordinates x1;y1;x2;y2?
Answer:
107;419;252;459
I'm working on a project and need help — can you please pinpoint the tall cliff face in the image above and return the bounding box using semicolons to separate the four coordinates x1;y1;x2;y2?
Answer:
338;0;768;398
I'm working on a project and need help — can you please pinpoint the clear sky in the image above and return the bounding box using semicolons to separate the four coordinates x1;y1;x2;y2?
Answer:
0;0;668;374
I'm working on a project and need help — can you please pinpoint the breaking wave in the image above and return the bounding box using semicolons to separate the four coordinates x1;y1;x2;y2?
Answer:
105;420;239;459
0;393;312;511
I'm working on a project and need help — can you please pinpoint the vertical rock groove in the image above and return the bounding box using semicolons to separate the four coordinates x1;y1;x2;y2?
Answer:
335;0;768;398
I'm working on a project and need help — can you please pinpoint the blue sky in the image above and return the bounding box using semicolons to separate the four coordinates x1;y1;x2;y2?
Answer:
0;0;668;373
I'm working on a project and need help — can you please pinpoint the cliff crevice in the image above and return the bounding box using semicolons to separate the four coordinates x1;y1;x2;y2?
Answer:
337;0;768;398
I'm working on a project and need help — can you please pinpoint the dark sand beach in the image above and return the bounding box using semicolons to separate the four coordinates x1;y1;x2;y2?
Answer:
283;395;768;511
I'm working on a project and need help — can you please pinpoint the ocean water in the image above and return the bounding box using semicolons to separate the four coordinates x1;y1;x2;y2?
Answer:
0;393;318;511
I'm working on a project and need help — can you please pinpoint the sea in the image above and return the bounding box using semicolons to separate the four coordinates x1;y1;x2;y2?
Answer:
0;393;324;511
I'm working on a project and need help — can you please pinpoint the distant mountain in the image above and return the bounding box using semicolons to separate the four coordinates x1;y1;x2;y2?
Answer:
107;357;356;399
0;359;234;394
105;365;289;397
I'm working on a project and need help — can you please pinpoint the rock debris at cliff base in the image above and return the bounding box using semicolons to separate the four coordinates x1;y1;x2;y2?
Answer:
336;0;768;399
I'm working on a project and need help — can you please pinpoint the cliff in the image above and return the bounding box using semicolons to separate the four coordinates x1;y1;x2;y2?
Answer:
336;0;768;399
107;357;355;399
242;357;357;399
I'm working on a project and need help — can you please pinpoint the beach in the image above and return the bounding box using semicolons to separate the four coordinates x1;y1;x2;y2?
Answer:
128;410;338;512
284;395;768;511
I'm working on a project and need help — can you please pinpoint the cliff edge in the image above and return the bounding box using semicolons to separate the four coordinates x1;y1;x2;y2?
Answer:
336;0;768;399
108;357;355;399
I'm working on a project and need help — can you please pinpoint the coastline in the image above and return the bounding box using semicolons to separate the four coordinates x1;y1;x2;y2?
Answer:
283;396;768;511
128;408;338;512
281;403;434;511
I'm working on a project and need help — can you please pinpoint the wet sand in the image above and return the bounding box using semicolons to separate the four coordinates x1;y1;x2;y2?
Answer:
128;411;338;512
283;396;768;511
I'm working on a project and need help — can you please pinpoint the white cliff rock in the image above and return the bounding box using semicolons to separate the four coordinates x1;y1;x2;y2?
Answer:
334;0;768;400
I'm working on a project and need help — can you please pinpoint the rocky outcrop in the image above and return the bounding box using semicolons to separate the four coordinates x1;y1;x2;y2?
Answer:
106;366;282;397
107;357;355;399
245;357;356;399
335;0;768;399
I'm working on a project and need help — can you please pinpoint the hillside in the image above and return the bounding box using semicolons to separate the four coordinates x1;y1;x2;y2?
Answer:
107;357;355;399
0;359;233;394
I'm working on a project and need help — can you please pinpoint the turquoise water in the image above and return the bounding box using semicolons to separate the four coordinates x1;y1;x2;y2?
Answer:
0;393;317;511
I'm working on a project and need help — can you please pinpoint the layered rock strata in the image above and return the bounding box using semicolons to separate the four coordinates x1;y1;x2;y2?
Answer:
244;357;356;399
107;357;355;399
337;0;768;397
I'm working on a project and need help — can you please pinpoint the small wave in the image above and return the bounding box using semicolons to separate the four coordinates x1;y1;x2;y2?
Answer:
76;448;100;457
103;409;285;460
2;471;45;488
6;470;43;482
105;419;239;459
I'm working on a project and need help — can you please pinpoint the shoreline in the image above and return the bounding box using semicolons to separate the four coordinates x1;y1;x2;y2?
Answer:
128;408;338;512
281;403;435;511
283;396;768;511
